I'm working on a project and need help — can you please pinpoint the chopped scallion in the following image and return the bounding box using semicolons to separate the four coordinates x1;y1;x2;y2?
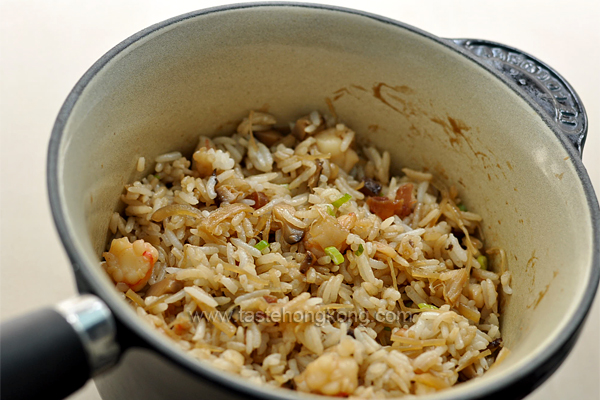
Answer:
355;244;364;256
332;193;352;208
383;326;391;332
477;255;488;270
417;303;438;310
254;240;269;251
327;205;336;216
324;246;345;265
458;204;467;212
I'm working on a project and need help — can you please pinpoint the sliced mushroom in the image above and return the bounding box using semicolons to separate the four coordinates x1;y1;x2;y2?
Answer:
215;185;238;204
299;251;315;273
272;204;307;244
441;268;468;305
487;338;503;351
247;191;269;210
307;159;323;189
359;178;382;197
276;134;297;148
146;276;184;297
254;130;284;147
292;116;312;141
215;178;252;204
292;114;324;141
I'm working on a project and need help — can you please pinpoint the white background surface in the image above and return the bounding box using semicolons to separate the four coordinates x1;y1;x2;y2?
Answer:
1;1;598;399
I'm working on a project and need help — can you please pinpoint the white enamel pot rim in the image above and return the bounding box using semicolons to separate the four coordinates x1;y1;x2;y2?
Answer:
47;3;599;400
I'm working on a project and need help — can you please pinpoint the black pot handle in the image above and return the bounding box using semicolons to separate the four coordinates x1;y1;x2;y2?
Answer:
0;295;119;400
450;39;588;156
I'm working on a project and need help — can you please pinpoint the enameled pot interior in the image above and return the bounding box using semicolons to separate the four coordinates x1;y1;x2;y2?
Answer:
54;5;594;398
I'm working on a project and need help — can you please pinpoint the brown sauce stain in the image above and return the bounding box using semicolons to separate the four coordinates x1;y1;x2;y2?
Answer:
447;116;469;137
487;173;491;181
506;161;513;170
372;83;413;115
525;250;538;287
430;115;486;164
555;172;564;180
387;93;409;109
529;271;559;309
368;124;380;133
331;82;419;121
333;87;350;95
332;87;354;101
350;84;367;91
564;156;570;161
330;84;505;181
332;87;365;101
325;97;337;120
526;250;538;273
458;178;465;187
430;117;456;144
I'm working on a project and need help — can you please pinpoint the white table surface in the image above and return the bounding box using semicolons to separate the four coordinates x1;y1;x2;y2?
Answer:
1;1;598;399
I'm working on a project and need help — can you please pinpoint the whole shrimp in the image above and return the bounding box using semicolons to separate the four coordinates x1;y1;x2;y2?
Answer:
103;237;158;291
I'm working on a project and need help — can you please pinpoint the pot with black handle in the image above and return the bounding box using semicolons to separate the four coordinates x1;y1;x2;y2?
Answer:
1;3;598;400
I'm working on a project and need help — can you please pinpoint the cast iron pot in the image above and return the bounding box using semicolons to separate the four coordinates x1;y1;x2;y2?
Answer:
1;3;598;400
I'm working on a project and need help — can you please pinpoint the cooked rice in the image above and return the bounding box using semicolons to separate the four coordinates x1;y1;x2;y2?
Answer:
102;111;512;397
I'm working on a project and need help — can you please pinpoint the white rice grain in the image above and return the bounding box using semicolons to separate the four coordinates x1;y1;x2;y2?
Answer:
155;151;183;163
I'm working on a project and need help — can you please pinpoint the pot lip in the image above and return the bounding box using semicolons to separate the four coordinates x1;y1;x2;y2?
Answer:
47;2;600;399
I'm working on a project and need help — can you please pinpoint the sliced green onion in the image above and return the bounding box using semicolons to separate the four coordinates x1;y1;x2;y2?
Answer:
477;255;488;270
383;326;391;332
254;240;269;251
327;205;336;216
324;246;344;265
355;244;364;256
417;303;438;310
332;193;352;208
458;204;467;212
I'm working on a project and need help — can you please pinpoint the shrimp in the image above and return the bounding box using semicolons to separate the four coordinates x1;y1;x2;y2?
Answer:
103;237;158;291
